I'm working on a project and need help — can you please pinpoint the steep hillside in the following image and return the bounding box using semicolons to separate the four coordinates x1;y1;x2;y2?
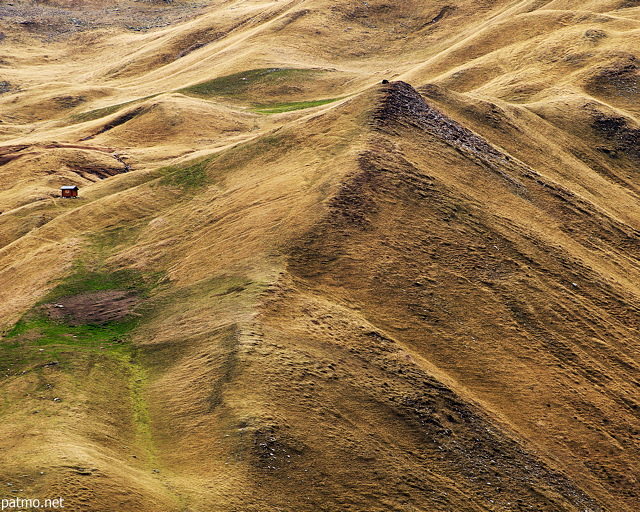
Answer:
1;1;640;511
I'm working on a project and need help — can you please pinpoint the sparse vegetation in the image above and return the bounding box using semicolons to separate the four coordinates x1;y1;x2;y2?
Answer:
179;68;323;99
252;97;344;113
157;158;212;190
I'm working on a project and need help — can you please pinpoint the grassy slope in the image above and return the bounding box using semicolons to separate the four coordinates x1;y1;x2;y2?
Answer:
1;0;640;510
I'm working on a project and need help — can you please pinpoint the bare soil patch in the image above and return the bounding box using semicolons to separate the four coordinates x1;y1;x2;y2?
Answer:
0;0;207;38
43;289;139;325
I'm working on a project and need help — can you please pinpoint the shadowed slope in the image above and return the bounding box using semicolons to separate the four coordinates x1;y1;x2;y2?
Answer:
283;81;640;510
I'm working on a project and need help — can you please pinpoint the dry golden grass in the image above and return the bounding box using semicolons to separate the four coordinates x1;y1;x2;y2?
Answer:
1;1;640;511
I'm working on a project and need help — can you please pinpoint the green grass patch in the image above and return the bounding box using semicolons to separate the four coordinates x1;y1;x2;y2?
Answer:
252;97;343;113
44;268;155;303
6;312;138;348
178;68;321;99
8;268;149;344
1;269;146;374
1;299;140;381
125;349;156;464
71;103;128;123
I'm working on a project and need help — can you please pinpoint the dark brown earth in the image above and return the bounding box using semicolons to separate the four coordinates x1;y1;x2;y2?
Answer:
42;289;139;325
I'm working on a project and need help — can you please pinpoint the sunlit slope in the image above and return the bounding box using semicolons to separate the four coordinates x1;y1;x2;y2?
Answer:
0;88;370;512
3;0;637;204
0;0;520;164
402;1;640;206
56;0;517;90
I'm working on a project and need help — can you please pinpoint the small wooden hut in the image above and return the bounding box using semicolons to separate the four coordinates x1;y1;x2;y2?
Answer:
60;185;79;198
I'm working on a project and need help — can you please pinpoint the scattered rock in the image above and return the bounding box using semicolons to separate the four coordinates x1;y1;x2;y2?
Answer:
584;28;606;40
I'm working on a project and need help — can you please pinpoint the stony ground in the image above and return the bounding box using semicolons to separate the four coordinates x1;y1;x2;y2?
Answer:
0;0;208;38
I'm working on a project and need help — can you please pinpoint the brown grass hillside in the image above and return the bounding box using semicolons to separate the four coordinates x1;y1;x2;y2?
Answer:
1;1;640;511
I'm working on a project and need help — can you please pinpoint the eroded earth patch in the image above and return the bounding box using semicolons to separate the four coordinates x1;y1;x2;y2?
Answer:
42;289;139;325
